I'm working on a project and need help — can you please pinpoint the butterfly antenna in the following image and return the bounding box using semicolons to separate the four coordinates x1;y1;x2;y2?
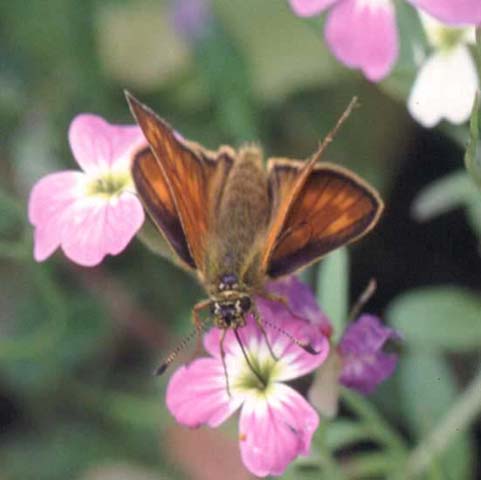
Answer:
348;278;377;323
154;321;207;376
262;318;320;355
219;329;231;397
312;96;360;164
233;329;266;388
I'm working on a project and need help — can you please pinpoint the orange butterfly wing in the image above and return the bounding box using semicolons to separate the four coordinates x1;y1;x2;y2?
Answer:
264;159;383;278
132;146;195;269
127;93;233;271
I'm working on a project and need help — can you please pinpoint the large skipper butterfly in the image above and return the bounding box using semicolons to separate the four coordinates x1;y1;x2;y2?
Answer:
125;93;383;376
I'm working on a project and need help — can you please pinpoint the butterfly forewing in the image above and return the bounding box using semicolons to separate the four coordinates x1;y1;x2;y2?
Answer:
132;146;195;269
126;93;233;272
265;159;383;278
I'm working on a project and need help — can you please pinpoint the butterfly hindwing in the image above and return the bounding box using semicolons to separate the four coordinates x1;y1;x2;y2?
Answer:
265;158;383;278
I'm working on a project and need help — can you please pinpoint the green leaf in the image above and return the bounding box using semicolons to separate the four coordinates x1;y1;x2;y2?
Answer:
316;248;349;342
465;192;481;238
475;28;481;78
324;420;367;451
387;287;481;351
194;13;258;142
399;352;473;479
411;170;476;222
465;90;481;189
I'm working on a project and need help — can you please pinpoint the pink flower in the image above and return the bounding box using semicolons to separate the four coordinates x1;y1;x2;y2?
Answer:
166;277;330;477
28;114;147;266
289;0;481;82
405;0;481;25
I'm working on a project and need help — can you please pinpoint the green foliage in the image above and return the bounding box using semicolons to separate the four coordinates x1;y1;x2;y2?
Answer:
465;91;481;189
411;170;477;221
316;248;348;342
387;287;481;351
399;352;473;479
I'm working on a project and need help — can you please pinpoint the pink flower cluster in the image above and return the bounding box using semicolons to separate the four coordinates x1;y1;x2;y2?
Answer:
167;277;399;477
289;0;481;82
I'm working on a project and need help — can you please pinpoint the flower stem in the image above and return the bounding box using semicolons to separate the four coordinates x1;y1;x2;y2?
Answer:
341;389;407;454
406;365;481;477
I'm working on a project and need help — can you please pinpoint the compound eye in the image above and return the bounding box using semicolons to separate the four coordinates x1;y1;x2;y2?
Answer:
239;296;251;312
209;302;217;315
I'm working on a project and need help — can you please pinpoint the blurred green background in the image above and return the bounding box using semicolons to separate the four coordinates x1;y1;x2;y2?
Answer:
1;1;480;479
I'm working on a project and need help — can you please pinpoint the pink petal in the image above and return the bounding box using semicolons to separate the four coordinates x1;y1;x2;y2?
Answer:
28;171;88;261
325;0;398;81
289;0;339;17
203;324;245;360
68;114;145;175
166;358;243;428
267;318;330;382
60;192;144;267
239;384;319;477
408;0;481;25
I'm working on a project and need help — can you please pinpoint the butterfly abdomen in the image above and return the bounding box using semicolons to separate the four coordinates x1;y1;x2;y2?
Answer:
206;146;270;285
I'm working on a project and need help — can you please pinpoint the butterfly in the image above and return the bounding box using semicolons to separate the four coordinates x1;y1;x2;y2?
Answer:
125;92;383;376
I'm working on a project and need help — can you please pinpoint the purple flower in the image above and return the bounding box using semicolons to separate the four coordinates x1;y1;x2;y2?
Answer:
309;313;400;418
28;114;147;266
172;0;212;42
339;314;400;394
289;0;481;82
166;279;330;477
265;276;333;338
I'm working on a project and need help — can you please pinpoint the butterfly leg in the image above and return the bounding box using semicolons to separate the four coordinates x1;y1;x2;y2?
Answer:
259;291;308;323
257;291;321;355
219;329;231;397
252;306;278;362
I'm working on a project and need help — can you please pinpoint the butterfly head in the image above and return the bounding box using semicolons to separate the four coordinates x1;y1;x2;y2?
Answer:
210;273;252;329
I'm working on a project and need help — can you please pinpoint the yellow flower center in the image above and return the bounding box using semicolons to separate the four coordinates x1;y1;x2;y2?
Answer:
435;28;466;50
235;354;281;393
86;172;132;198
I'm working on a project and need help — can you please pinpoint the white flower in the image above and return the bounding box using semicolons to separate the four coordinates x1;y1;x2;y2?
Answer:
408;13;479;128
